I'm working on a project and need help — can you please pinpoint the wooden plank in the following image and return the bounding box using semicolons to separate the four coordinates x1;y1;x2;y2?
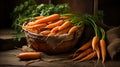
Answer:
0;49;120;67
0;29;26;50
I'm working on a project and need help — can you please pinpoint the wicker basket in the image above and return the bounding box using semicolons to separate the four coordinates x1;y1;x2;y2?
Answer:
23;22;84;54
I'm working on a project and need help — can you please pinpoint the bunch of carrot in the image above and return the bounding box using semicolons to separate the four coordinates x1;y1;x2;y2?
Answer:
70;17;107;64
22;14;78;36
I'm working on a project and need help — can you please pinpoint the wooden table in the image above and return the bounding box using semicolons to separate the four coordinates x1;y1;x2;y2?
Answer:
0;49;120;67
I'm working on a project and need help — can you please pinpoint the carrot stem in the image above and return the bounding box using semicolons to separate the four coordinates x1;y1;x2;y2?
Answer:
87;17;99;37
100;27;105;39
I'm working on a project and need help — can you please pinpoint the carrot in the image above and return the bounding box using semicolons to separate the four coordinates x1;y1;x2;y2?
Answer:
92;36;100;50
79;40;92;51
22;23;47;29
18;52;41;60
72;48;93;61
100;39;106;63
28;14;60;25
59;21;71;31
22;23;47;34
95;43;100;62
77;51;97;62
40;30;51;35
57;26;71;35
47;21;53;24
74;40;92;55
45;20;63;29
24;28;39;34
34;15;45;20
51;26;59;33
73;40;92;57
99;27;106;63
48;26;59;36
68;26;78;35
91;36;100;63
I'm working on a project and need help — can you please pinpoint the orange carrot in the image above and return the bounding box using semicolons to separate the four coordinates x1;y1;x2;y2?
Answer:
77;51;97;62
74;40;92;55
59;21;71;31
48;26;59;36
46;20;63;29
100;39;106;63
79;40;92;51
40;30;51;35
22;23;47;29
73;48;93;61
95;43;100;62
28;14;60;25
51;26;59;33
57;26;71;35
68;26;78;35
92;36;100;50
34;15;45;20
47;21;53;24
91;36;100;62
18;52;41;60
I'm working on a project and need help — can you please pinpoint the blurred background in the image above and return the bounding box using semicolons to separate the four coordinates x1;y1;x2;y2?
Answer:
0;0;119;29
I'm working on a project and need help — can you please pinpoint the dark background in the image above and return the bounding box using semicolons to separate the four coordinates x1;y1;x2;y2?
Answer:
0;0;119;29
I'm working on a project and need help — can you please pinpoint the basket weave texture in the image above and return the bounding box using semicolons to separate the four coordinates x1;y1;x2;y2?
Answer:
23;22;84;54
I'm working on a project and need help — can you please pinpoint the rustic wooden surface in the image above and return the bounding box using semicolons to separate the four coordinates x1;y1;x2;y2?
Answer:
0;29;26;50
0;49;120;67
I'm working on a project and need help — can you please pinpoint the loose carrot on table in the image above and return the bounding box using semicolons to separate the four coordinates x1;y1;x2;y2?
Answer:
77;40;92;51
76;51;97;62
87;15;107;64
45;20;63;29
92;36;100;50
72;48;93;61
100;39;106;63
99;27;106;63
18;52;41;60
28;14;60;25
79;40;92;51
91;36;100;62
59;21;71;31
68;26;78;35
73;40;92;57
95;43;100;62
